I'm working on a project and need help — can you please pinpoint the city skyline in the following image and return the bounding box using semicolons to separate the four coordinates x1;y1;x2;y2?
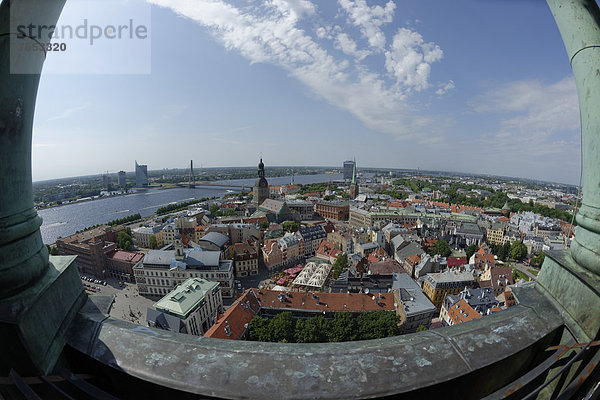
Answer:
32;0;581;184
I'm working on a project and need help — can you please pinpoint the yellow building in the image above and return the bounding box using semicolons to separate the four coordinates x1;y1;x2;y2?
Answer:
422;270;476;311
486;223;505;245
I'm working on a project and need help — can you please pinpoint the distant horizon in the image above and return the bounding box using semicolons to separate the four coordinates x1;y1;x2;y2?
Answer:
32;164;579;188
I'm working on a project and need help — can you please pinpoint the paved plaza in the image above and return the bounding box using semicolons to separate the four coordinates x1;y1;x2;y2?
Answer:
80;275;156;325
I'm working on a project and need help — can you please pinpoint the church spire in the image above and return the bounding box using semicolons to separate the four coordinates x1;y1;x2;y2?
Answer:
351;161;357;185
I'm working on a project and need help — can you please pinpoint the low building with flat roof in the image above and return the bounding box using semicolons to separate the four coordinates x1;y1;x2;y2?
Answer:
392;273;437;333
147;278;223;336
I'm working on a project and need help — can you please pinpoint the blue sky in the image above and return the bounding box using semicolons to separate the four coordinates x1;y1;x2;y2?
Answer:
32;0;582;184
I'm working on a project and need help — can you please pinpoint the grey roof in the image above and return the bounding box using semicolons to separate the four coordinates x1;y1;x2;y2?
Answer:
361;242;379;251
392;274;436;316
395;242;424;261
299;226;326;241
143;249;222;269
146;308;185;333
413;254;434;276
390;235;406;251
259;199;287;213
185;250;221;268
198;232;229;248
144;250;176;266
444;287;499;316
426;270;475;285
382;223;407;233
457;222;483;236
133;225;163;235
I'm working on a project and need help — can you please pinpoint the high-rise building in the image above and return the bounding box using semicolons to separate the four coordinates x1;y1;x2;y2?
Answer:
349;162;359;199
253;158;269;207
135;161;148;188
118;171;126;187
343;160;355;180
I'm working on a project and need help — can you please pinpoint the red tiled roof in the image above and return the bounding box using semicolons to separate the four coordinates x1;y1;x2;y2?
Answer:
405;254;421;266
368;259;406;275
448;299;482;324
447;257;467;267
108;250;144;263
490;266;514;288
204;289;260;340
366;247;387;263
254;289;395;313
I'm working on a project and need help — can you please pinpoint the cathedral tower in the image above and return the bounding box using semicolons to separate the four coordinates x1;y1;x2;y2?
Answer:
253;158;270;207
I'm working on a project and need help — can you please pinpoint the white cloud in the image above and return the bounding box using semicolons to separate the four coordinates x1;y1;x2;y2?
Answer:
338;0;395;50
47;102;90;121
272;0;316;18
462;76;581;182
384;28;443;92
472;77;579;137
147;0;446;141
334;33;369;60
436;80;455;96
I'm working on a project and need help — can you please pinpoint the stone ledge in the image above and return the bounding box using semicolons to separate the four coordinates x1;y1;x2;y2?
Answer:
66;286;563;399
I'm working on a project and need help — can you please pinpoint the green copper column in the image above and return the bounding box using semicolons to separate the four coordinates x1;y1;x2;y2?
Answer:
536;0;600;342
0;1;54;298
547;0;600;274
0;0;86;375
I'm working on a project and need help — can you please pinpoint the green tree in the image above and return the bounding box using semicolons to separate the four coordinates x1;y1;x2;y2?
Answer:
332;253;349;280
248;316;271;342
429;239;452;258
295;316;330;343
512;269;519;283
270;312;296;343
45;244;59;256
328;312;357;342
357;310;401;340
465;243;478;261
209;204;220;216
530;251;546;267
224;209;237;216
116;231;133;251
259;221;269;230
416;325;428;332
283;221;299;232
148;235;158;250
498;242;511;261
510;241;528;261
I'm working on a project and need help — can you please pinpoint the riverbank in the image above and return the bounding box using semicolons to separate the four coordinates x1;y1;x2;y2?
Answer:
38;173;344;244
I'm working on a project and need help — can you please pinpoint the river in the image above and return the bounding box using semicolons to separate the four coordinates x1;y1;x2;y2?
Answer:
38;173;343;244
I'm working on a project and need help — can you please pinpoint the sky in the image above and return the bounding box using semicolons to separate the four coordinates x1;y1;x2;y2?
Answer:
31;0;583;184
